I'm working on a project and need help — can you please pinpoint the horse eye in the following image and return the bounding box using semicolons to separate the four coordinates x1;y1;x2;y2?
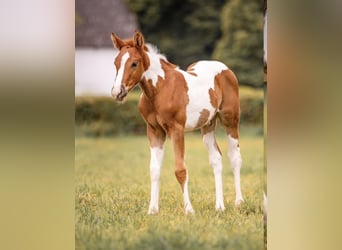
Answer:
131;62;138;68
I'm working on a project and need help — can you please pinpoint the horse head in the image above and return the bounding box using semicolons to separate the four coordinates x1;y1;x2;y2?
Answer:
110;31;149;102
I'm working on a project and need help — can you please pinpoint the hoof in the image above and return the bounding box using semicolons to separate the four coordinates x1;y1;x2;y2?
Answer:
235;198;244;206
215;205;226;212
148;207;159;215
184;204;195;215
185;208;195;215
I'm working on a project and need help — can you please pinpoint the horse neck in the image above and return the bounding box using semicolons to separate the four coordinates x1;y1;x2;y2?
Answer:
139;77;155;101
139;59;178;101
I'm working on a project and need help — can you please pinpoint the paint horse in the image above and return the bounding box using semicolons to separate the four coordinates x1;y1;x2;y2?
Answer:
111;31;243;214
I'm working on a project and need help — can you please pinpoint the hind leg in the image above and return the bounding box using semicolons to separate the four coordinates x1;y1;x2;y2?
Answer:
227;128;244;206
218;68;244;205
202;120;225;211
219;110;244;206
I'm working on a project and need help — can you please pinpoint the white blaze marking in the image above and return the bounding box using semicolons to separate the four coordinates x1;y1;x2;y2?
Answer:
112;52;129;96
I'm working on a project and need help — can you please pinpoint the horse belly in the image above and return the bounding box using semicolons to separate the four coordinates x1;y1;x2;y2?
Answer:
185;107;216;131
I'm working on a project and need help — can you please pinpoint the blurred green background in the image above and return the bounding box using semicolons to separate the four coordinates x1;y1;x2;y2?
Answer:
124;0;263;88
75;86;263;137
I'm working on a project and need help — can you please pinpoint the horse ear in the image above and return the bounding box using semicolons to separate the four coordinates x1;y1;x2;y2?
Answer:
133;30;145;49
111;32;124;50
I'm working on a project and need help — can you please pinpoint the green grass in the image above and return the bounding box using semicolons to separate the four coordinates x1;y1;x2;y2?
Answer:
75;133;265;250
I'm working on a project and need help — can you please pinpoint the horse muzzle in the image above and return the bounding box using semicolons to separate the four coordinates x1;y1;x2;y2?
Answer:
112;85;128;102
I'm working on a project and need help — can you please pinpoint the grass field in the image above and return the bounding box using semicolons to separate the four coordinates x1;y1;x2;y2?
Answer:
75;130;265;250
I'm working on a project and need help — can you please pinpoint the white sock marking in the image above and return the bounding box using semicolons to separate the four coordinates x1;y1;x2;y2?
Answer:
228;135;243;205
148;146;164;214
183;173;194;214
203;131;225;211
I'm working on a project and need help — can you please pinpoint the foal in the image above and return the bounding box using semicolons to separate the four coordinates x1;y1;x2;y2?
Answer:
111;31;243;214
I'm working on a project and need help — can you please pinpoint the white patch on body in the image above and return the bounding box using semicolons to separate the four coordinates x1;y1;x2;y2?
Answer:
148;146;165;214
227;134;244;205
178;61;228;130
112;52;129;96
143;44;166;87
203;131;225;211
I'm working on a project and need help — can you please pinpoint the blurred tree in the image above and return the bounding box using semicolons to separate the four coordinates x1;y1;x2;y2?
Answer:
124;0;263;87
213;0;264;88
124;0;225;69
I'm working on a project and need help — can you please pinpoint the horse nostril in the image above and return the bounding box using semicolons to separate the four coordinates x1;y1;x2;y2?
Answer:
120;85;125;93
116;85;127;101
